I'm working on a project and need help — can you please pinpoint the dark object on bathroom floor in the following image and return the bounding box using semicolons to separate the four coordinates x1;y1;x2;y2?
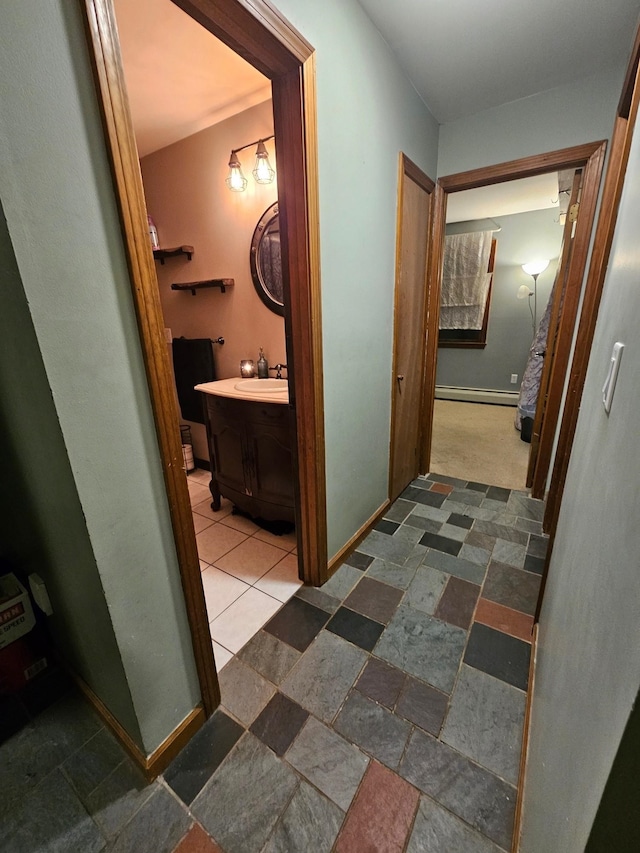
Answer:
231;506;295;536
520;417;533;443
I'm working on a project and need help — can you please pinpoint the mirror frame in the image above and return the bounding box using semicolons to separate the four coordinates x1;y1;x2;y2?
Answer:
250;202;284;316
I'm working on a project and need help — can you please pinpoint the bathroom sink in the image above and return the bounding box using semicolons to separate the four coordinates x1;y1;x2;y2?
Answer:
234;378;288;392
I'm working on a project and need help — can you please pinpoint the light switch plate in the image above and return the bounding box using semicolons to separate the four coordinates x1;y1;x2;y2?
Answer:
602;341;624;414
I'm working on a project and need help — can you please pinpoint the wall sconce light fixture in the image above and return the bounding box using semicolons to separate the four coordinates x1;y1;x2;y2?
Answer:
226;135;275;192
518;259;550;335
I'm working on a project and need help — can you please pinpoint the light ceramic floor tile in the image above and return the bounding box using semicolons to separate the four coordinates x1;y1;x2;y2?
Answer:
196;524;248;565
212;641;233;671
192;513;215;535
188;481;212;506
254;553;303;602
219;513;261;535
188;469;211;485
209;588;283;653
199;560;209;572
253;528;298;552
201;565;250;621
192;496;234;521
215;537;290;584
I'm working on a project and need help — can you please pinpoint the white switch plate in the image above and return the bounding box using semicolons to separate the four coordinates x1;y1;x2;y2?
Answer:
164;327;172;344
602;341;624;413
510;373;518;384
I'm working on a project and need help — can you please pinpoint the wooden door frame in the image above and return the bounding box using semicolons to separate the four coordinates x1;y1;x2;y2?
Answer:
423;141;606;520
389;153;435;500
535;25;640;620
82;0;326;717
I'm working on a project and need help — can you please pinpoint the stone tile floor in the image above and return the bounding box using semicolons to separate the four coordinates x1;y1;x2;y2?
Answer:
0;473;546;852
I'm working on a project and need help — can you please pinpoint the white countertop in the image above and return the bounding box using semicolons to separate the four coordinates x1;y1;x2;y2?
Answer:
195;377;289;405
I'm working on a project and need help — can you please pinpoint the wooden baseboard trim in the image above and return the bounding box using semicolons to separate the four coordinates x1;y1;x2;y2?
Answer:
512;622;538;852
71;671;205;781
327;498;391;576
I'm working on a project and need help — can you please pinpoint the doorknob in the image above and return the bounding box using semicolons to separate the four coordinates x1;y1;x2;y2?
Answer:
397;375;404;381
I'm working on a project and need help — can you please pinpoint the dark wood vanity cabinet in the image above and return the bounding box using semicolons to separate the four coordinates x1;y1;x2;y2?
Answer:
202;393;295;522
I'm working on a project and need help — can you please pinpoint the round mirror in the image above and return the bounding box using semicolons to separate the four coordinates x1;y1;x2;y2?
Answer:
250;202;284;316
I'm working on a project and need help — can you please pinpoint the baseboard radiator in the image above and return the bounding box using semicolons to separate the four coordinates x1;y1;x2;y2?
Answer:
435;385;519;406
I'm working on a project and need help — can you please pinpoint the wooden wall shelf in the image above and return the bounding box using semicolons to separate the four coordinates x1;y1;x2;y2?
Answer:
153;245;194;264
170;279;234;296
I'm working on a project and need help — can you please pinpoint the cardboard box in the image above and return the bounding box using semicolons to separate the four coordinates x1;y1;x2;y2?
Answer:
0;574;36;649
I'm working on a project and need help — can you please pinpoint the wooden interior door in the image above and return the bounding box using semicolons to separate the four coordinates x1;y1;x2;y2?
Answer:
527;169;582;493
389;155;435;501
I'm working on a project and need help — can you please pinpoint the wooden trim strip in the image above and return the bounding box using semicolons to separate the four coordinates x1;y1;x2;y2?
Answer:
544;37;640;533
512;622;539;852
82;0;219;715
72;669;206;781
328;499;391;574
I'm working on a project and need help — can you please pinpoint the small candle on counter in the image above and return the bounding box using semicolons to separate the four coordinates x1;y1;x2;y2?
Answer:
240;359;256;378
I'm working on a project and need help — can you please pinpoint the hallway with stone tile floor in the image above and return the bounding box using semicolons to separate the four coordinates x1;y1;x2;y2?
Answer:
0;473;546;852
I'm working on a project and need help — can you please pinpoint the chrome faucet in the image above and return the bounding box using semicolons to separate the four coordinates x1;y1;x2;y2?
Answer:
269;364;287;380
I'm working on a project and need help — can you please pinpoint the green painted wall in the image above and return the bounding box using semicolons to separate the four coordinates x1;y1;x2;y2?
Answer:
274;0;440;558
521;85;640;851
0;1;199;754
0;202;141;743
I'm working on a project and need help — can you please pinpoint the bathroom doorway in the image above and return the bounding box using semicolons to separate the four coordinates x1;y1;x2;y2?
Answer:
83;0;325;714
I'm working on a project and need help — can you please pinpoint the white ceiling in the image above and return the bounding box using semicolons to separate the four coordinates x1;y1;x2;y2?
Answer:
357;0;639;122
113;0;270;156
446;173;560;223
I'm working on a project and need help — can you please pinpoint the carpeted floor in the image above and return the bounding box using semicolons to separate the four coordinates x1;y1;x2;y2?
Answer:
430;399;531;490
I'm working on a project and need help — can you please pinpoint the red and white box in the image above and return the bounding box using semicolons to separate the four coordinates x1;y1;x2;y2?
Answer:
0;573;36;650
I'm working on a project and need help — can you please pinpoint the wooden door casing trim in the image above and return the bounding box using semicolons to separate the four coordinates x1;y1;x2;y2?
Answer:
389;154;435;500
82;0;326;721
542;26;640;537
432;140;606;522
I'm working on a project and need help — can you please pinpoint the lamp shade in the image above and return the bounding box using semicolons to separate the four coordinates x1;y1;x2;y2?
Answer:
517;284;532;299
522;259;549;277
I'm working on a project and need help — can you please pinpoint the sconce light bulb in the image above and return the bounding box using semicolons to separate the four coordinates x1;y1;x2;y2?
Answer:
253;140;275;184
226;151;247;192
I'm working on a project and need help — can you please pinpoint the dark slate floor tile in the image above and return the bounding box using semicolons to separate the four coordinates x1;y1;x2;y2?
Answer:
280;632;367;723
506;493;544;521
295;585;342;615
263;597;329;652
427;473;468;487
108;785;190;853
192;733;297;853
2;768;106;853
447;512;474;530
399;729;516;850
514;517;543;535
464;623;531;691
327;607;385;652
419;532;462;557
483;561;541;615
334;692;411;770
404;514;443;535
263;780;344;853
466;481;489;493
164;710;244;806
238;630;301;684
402;487;447;508
63;726;128;801
219;658;276;726
434;576;480;630
441;664;525;785
355;658;406;708
344;551;374;571
0;695;29;745
376;519;401;535
486;485;511;503
473;520;528;545
355;530;417;567
384;499;416;523
423;549;486;584
448;488;485;507
407;795;503;853
375;605;467;692
527;534;549;559
321;564;362;599
523;554;546;575
344;576;404;625
409;477;436;491
396;676;448;736
250;692;309;757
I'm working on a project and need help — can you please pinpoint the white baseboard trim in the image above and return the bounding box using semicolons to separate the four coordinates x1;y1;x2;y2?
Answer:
435;385;519;406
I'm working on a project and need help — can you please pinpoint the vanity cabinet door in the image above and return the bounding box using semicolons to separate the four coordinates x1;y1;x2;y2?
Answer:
205;396;247;498
245;413;294;510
